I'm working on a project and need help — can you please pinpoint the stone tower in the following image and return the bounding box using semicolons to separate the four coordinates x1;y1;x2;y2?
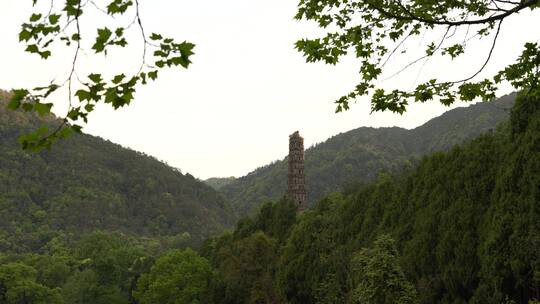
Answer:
288;131;307;211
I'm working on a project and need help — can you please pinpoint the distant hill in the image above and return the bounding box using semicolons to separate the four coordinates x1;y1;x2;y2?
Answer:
0;90;236;252
204;177;237;190
220;94;515;216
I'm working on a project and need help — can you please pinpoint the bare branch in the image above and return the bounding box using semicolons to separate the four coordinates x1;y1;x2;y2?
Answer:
380;30;414;69
135;0;148;73
384;26;451;81
88;0;110;16
450;19;504;84
41;0;84;145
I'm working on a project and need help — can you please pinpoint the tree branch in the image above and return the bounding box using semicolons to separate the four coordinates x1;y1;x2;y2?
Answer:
384;26;451;81
450;19;504;84
135;0;149;73
369;0;538;26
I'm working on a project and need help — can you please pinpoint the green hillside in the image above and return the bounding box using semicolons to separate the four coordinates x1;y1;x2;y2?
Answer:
220;94;515;216
204;177;237;190
0;90;236;252
0;91;535;304
202;92;539;304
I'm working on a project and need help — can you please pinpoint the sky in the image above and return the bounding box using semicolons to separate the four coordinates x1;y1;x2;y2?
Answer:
0;1;538;179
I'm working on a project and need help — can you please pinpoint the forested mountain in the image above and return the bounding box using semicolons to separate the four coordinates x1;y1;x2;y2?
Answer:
0;90;235;252
204;177;237;190
220;94;515;216
0;91;536;304
202;92;539;304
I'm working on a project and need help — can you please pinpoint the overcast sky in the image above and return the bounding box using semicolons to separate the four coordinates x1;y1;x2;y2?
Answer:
1;1;538;179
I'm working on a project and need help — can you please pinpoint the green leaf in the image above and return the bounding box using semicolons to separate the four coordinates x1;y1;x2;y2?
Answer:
92;28;113;53
34;102;53;116
154;50;166;57
25;44;39;54
30;13;42;22
115;27;124;36
8;89;29;110
150;33;163;41
178;42;196;54
140;72;147;84
107;0;133;15
67;108;80;120
88;74;102;83
19;29;32;41
114;38;127;47
425;42;436;56
65;1;83;17
71;125;83;133
48;14;61;24
171;56;190;68
75;89;92;101
148;70;158;80
112;74;125;84
40;50;52;59
44;84;59;98
84;104;95;112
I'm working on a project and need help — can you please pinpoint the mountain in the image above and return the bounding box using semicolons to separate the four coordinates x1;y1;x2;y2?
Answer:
202;92;539;304
204;177;237;190
220;94;515;216
0;90;236;252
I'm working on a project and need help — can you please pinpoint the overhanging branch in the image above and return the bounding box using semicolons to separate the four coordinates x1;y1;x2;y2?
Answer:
369;0;538;26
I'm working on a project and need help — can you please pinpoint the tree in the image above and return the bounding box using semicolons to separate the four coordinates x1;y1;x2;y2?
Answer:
277;195;349;304
134;249;215;304
295;0;540;113
348;235;418;304
215;231;282;304
0;262;64;304
7;0;195;151
63;231;146;304
62;269;126;304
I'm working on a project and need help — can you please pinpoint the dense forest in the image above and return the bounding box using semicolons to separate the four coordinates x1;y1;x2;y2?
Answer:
205;177;237;190
1;92;537;303
200;92;539;304
220;94;515;216
0;90;236;253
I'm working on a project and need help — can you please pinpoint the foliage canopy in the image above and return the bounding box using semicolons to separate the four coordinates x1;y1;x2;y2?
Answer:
135;249;214;304
0;93;235;252
206;92;539;303
295;0;540;112
9;0;194;151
